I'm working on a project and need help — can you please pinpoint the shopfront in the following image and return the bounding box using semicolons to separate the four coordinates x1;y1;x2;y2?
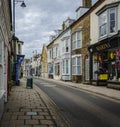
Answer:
88;31;120;87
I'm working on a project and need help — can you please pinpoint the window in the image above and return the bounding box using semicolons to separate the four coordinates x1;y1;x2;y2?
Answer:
62;38;69;54
99;7;117;38
99;11;107;37
72;31;82;50
66;60;69;74
109;8;116;33
53;46;58;58
62;59;69;75
65;39;69;52
72;56;82;75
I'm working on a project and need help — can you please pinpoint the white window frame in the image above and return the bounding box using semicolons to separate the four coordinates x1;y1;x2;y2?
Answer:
72;31;82;50
109;7;117;34
62;38;70;54
99;10;107;37
99;7;117;38
62;59;69;75
53;46;58;58
72;55;82;75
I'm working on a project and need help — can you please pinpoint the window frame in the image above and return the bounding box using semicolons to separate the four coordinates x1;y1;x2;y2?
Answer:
72;55;82;75
98;6;118;38
72;31;82;50
62;59;69;75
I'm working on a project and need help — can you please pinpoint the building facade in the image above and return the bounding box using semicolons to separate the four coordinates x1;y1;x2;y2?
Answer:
47;40;54;79
60;18;75;81
0;0;12;120
53;32;61;80
88;0;120;88
71;0;91;83
41;45;48;78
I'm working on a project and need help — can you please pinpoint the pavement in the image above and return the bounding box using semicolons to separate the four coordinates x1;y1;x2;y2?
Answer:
1;77;120;127
0;79;69;127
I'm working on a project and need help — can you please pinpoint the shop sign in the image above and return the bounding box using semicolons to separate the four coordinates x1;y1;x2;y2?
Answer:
99;74;108;80
96;43;111;51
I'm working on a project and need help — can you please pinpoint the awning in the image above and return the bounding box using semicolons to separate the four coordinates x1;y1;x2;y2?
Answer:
17;54;25;64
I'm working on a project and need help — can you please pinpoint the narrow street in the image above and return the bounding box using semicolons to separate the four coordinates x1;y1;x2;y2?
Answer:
34;78;120;127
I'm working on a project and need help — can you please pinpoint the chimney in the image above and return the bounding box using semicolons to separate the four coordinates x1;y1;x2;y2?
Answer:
82;0;92;8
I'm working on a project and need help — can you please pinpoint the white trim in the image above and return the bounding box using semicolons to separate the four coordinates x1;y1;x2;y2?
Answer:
72;54;82;57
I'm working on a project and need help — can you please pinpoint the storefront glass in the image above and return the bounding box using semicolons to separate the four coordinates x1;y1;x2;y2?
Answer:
108;50;120;81
92;49;120;82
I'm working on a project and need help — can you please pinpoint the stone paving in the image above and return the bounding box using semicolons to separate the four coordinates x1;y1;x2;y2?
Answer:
0;79;68;127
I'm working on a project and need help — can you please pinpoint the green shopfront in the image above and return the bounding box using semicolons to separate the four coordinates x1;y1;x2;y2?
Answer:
88;31;120;88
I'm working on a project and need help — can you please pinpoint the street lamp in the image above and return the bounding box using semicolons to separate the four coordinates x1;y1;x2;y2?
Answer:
12;0;26;84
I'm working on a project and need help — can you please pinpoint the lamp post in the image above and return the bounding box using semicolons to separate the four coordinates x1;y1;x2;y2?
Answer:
12;0;26;84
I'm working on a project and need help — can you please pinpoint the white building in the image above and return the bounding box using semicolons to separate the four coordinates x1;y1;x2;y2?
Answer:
0;0;12;120
60;18;75;81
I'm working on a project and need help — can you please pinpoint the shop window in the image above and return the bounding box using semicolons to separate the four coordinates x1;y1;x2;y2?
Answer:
108;50;120;81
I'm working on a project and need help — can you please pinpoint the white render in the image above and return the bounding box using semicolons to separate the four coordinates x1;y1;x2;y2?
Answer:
60;28;71;81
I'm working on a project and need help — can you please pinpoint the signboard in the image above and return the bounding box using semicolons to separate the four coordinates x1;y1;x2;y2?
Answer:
99;74;108;80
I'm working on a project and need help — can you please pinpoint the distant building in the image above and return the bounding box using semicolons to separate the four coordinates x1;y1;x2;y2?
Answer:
22;59;31;77
47;41;54;79
41;45;48;78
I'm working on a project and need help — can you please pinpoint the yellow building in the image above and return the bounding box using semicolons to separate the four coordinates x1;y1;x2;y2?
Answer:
41;44;48;78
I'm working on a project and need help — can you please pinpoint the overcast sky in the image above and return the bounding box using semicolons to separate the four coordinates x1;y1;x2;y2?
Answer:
15;0;97;58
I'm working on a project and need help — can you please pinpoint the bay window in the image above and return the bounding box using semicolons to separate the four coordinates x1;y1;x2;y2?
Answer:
62;59;69;75
99;7;117;38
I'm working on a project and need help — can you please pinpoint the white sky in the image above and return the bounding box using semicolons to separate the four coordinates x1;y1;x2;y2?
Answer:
15;0;97;58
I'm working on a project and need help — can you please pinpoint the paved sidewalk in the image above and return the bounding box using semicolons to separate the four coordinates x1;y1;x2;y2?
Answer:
38;77;120;102
0;79;68;127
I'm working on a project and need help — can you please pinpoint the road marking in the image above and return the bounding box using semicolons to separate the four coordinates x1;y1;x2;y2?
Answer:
44;84;56;87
